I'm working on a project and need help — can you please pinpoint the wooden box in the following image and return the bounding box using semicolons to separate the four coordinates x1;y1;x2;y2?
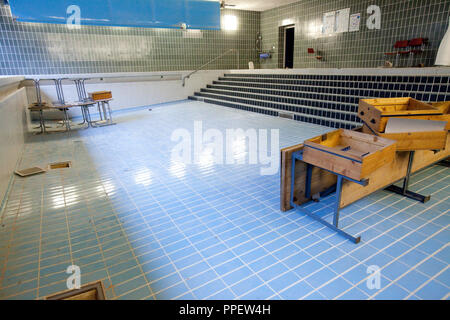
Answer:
432;101;450;114
280;131;450;212
89;91;112;101
303;129;397;181
359;98;442;133
431;101;450;130
362;125;447;151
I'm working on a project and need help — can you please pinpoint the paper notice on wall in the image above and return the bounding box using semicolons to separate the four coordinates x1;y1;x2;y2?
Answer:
322;11;335;34
335;8;350;33
349;13;361;32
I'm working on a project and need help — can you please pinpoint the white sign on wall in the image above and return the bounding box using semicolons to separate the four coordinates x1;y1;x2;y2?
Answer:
349;13;361;32
335;8;350;33
320;5;381;35
322;11;336;34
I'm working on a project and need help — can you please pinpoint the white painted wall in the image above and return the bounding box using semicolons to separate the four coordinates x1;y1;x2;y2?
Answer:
0;78;28;210
24;70;229;119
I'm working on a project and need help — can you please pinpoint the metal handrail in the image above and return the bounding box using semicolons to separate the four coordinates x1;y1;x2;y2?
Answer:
182;48;239;87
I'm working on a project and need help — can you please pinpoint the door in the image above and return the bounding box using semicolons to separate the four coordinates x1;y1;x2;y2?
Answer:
284;26;295;68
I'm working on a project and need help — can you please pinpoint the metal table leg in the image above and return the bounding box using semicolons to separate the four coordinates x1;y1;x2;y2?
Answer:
30;78;52;133
97;102;104;121
102;102;108;122
106;101;114;124
63;108;71;131
385;151;431;203
91;101;116;127
83;106;92;127
35;109;46;134
437;157;450;168
290;150;364;244
78;107;87;126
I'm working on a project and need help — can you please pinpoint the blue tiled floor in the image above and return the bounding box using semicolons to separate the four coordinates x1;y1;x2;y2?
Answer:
0;101;448;300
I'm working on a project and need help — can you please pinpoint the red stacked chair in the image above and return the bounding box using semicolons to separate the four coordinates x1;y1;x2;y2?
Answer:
385;40;410;67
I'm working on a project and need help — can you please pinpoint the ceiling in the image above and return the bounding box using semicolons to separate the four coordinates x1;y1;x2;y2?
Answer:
221;0;300;12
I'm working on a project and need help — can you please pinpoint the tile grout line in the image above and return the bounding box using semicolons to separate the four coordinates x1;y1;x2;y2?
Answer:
36;171;45;299
330;208;449;300
98;178;157;300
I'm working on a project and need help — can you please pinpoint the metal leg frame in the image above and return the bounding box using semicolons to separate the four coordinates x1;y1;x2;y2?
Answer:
437;157;450;168
290;150;367;244
53;78;73;132
31;79;52;134
74;79;88;102
385;151;431;203
78;106;88;126
73;79;95;128
73;79;115;128
83;105;95;127
97;102;104;121
91;101;116;127
34;109;46;134
53;79;66;105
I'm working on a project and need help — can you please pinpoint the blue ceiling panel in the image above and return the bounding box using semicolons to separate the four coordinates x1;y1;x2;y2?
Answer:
8;0;221;30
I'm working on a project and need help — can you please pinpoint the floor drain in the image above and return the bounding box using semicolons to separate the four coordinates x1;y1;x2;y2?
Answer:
49;161;72;170
46;281;106;300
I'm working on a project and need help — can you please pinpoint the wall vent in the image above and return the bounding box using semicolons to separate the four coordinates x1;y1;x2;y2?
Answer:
279;112;294;120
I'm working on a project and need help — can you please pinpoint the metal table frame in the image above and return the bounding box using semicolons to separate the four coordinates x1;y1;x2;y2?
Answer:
290;150;368;244
385;151;431;203
93;99;115;127
28;77;117;133
72;79;115;127
438;157;450;168
73;79;97;128
50;78;74;132
28;79;52;134
361;120;432;203
28;78;74;133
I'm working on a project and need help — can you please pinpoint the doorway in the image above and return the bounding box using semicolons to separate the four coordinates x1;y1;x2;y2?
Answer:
284;26;295;68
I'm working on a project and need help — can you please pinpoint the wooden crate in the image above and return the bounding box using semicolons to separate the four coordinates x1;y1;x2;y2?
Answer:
303;129;397;181
362;124;448;151
89;91;112;101
431;101;450;130
280;130;450;212
432;101;450;114
359;98;442;133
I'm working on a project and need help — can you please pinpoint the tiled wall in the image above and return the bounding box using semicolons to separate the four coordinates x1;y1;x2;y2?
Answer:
2;1;449;75
260;0;450;69
0;5;260;75
0;80;27;209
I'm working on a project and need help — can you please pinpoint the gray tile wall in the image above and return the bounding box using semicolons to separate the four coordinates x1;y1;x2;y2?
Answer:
0;6;261;75
2;1;449;75
260;0;450;69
